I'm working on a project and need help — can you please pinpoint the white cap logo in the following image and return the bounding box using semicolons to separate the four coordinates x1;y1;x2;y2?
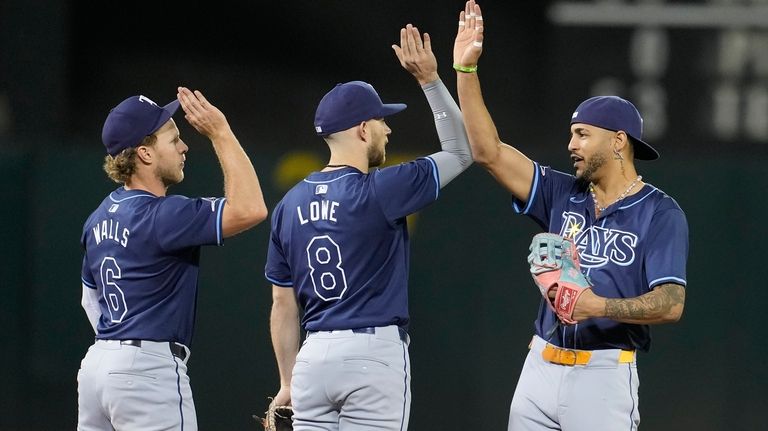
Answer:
138;95;159;106
572;111;578;119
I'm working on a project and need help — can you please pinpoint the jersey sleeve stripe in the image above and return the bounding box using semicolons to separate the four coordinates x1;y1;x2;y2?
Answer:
512;161;540;215
215;198;226;245
265;274;293;287
649;276;687;288
81;277;97;288
425;156;440;200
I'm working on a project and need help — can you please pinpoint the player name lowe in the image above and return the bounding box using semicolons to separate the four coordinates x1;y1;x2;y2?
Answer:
296;200;340;225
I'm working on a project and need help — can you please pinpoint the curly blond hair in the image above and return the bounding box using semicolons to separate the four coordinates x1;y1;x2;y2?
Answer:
102;134;157;184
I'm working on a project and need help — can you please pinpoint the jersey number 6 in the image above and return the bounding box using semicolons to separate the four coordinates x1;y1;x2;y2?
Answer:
100;257;128;322
306;235;349;301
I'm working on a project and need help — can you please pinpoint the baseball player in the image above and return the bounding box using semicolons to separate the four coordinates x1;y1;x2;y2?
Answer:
265;25;472;431
453;2;688;430
77;88;267;430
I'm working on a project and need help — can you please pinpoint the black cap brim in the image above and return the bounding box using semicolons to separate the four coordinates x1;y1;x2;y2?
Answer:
631;137;660;160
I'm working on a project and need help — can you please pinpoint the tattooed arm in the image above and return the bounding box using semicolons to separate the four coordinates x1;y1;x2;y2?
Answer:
572;283;686;324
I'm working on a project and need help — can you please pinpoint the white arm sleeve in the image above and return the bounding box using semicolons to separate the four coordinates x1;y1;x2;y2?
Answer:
81;283;100;334
422;79;473;188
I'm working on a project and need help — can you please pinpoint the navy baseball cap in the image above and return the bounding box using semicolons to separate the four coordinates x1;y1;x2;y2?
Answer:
314;81;407;136
101;95;181;156
570;96;659;160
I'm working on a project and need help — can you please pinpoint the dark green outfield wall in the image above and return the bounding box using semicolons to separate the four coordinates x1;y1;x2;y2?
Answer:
1;147;765;430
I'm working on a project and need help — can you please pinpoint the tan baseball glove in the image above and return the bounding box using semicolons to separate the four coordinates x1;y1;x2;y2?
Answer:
253;398;293;431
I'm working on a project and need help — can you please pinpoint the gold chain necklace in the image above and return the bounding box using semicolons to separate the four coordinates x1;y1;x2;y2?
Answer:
590;175;642;213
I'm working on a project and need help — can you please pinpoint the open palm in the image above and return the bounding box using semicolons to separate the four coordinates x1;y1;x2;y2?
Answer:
392;24;439;85
453;1;484;68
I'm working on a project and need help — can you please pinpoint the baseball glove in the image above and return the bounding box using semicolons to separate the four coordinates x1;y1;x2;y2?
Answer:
527;232;591;324
253;398;293;431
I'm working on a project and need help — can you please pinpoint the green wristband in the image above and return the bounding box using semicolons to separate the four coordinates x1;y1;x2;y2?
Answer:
453;64;478;73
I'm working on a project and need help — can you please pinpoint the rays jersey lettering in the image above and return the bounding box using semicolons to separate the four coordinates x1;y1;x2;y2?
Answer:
513;162;689;352
559;212;637;268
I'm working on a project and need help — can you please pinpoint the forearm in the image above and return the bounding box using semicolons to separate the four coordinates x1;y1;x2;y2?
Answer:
454;71;534;199
423;79;472;188
270;296;300;388
581;283;686;324
212;132;268;237
456;72;503;166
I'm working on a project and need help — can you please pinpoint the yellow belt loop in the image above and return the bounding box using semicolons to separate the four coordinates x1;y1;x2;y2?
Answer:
618;349;635;363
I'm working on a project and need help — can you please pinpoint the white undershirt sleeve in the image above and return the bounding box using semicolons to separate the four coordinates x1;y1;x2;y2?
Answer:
81;283;100;334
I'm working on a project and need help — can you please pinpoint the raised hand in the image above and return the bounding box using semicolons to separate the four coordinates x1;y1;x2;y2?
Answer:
177;87;231;141
392;23;439;85
453;0;484;69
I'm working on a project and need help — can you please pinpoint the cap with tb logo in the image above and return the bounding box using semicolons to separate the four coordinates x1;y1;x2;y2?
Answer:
101;95;180;156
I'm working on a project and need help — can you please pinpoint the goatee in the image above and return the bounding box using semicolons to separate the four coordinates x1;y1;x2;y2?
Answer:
576;152;607;186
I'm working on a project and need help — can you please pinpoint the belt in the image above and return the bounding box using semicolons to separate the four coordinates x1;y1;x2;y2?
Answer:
119;340;188;361
308;326;409;343
353;326;409;343
541;343;634;366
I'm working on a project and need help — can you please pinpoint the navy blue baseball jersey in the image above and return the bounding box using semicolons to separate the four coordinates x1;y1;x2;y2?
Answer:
265;159;440;331
514;163;688;351
80;187;225;347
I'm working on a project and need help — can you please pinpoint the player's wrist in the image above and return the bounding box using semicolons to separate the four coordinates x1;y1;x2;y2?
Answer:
209;129;236;143
453;63;478;73
581;290;605;319
416;72;440;86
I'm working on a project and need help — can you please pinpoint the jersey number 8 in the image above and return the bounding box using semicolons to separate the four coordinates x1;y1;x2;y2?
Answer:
306;235;348;301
